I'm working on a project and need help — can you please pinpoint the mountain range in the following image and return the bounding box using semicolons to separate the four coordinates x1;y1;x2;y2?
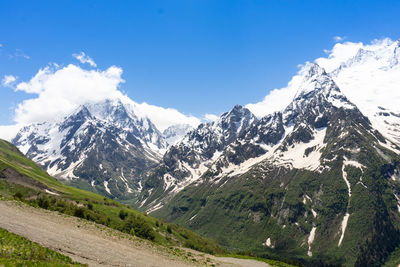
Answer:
7;39;400;265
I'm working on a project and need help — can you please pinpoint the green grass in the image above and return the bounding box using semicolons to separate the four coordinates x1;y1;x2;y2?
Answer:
0;139;224;255
0;139;298;266
0;227;85;266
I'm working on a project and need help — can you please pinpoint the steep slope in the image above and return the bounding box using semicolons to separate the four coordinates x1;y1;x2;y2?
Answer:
163;124;193;146
155;64;400;266
0;138;226;256
0;138;295;266
137;105;257;211
12;99;166;200
318;39;400;147
0;226;84;266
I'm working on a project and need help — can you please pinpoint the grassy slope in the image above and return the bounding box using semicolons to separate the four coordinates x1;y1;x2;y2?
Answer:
0;227;84;266
0;139;223;255
0;139;296;266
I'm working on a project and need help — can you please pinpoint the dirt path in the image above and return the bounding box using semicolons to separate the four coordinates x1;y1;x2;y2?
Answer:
0;200;269;267
215;257;270;267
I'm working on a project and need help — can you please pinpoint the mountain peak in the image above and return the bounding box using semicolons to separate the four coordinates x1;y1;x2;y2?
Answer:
303;62;326;78
293;63;338;100
221;104;252;120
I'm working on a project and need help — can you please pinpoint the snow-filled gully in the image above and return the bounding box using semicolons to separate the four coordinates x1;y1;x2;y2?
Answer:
338;159;353;247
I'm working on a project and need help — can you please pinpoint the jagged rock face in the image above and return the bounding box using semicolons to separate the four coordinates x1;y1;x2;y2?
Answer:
136;105;258;209
154;64;400;265
207;64;361;175
12;99;166;199
163;104;257;176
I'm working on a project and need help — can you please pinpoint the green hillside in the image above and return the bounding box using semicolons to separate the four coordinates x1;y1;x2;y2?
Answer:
155;108;400;266
0;139;223;256
0;227;85;267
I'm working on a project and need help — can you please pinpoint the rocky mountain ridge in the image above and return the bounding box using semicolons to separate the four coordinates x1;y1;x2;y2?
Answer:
7;38;400;266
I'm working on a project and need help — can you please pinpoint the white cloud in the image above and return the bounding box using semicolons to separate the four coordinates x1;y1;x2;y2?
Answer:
315;41;362;72
0;44;3;48
316;38;400;114
73;52;97;67
204;113;219;122
246;37;400;119
2;75;17;87
333;36;345;42
0;125;21;141
246;65;309;117
128;101;201;131
14;64;123;124
8;63;200;132
9;49;30;59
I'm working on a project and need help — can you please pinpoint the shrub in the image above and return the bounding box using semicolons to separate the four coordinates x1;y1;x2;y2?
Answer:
119;210;128;220
38;196;49;209
73;207;85;218
121;216;155;241
13;192;23;200
167;225;172;234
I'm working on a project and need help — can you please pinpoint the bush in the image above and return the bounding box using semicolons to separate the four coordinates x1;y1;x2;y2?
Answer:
13;192;23;200
121;216;155;241
87;203;93;210
167;225;172;234
119;210;128;220
37;196;49;209
73;207;85;218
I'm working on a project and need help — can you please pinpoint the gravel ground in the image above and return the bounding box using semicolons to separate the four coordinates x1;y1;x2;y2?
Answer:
0;200;270;267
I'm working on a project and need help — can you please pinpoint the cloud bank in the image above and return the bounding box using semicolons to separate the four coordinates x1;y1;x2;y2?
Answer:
204;113;219;122
8;63;200;132
246;38;400;118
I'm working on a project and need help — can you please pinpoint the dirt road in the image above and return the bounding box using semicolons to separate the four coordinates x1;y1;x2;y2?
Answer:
0;200;269;267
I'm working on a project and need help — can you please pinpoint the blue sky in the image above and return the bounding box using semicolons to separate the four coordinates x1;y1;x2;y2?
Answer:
1;0;400;126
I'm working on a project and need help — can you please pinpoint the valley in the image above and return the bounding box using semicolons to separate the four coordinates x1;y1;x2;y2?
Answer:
2;38;400;266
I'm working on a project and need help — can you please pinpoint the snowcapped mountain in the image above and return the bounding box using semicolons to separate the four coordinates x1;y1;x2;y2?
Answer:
7;37;400;265
154;62;400;265
317;39;400;147
162;124;193;146
12;99;167;198
136;104;257;209
207;63;359;177
138;63;399;213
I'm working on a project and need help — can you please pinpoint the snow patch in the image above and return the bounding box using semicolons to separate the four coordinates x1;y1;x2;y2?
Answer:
275;127;327;171
263;237;274;248
120;168;133;193
104;181;111;194
45;189;59;196
394;194;400;213
307;226;317;257
311;208;317;218
341;161;352;198
338;159;353;247
338;213;350;247
146;202;164;214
